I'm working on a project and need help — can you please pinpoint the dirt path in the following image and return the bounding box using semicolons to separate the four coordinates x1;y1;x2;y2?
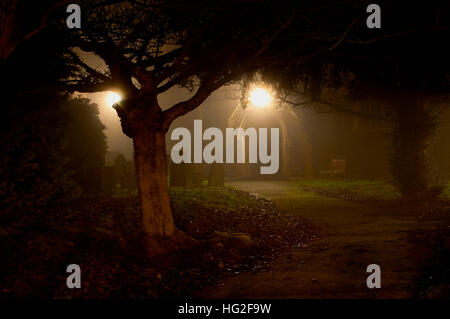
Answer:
193;180;439;298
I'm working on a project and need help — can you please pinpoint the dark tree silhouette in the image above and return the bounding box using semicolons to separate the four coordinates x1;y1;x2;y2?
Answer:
62;0;299;247
0;6;107;210
260;1;450;201
1;37;79;210
0;0;70;63
62;97;108;189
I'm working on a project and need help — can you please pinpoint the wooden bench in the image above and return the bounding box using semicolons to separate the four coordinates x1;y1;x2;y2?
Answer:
320;158;346;179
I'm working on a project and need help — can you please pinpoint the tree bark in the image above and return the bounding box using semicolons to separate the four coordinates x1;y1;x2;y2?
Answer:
117;99;198;257
390;92;438;202
133;125;176;237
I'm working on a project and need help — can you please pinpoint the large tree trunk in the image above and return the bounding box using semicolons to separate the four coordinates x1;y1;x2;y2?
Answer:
390;92;439;202
133;128;176;237
116;99;198;257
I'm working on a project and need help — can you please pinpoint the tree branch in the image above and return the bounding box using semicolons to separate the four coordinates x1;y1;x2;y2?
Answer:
345;30;416;45
67;49;111;82
328;19;357;51
162;72;236;131
280;96;389;121
22;1;71;42
63;79;119;93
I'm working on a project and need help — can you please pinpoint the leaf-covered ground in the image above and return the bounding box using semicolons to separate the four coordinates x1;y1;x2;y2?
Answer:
416;223;450;298
0;187;316;298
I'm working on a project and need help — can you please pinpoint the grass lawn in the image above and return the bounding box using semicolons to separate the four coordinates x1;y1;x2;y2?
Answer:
295;178;450;202
295;179;401;202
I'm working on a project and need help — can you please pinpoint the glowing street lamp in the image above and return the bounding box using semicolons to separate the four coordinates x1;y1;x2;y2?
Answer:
106;92;122;106
248;87;272;109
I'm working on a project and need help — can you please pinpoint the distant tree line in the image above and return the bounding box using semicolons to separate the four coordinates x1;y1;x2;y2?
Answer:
0;21;106;212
